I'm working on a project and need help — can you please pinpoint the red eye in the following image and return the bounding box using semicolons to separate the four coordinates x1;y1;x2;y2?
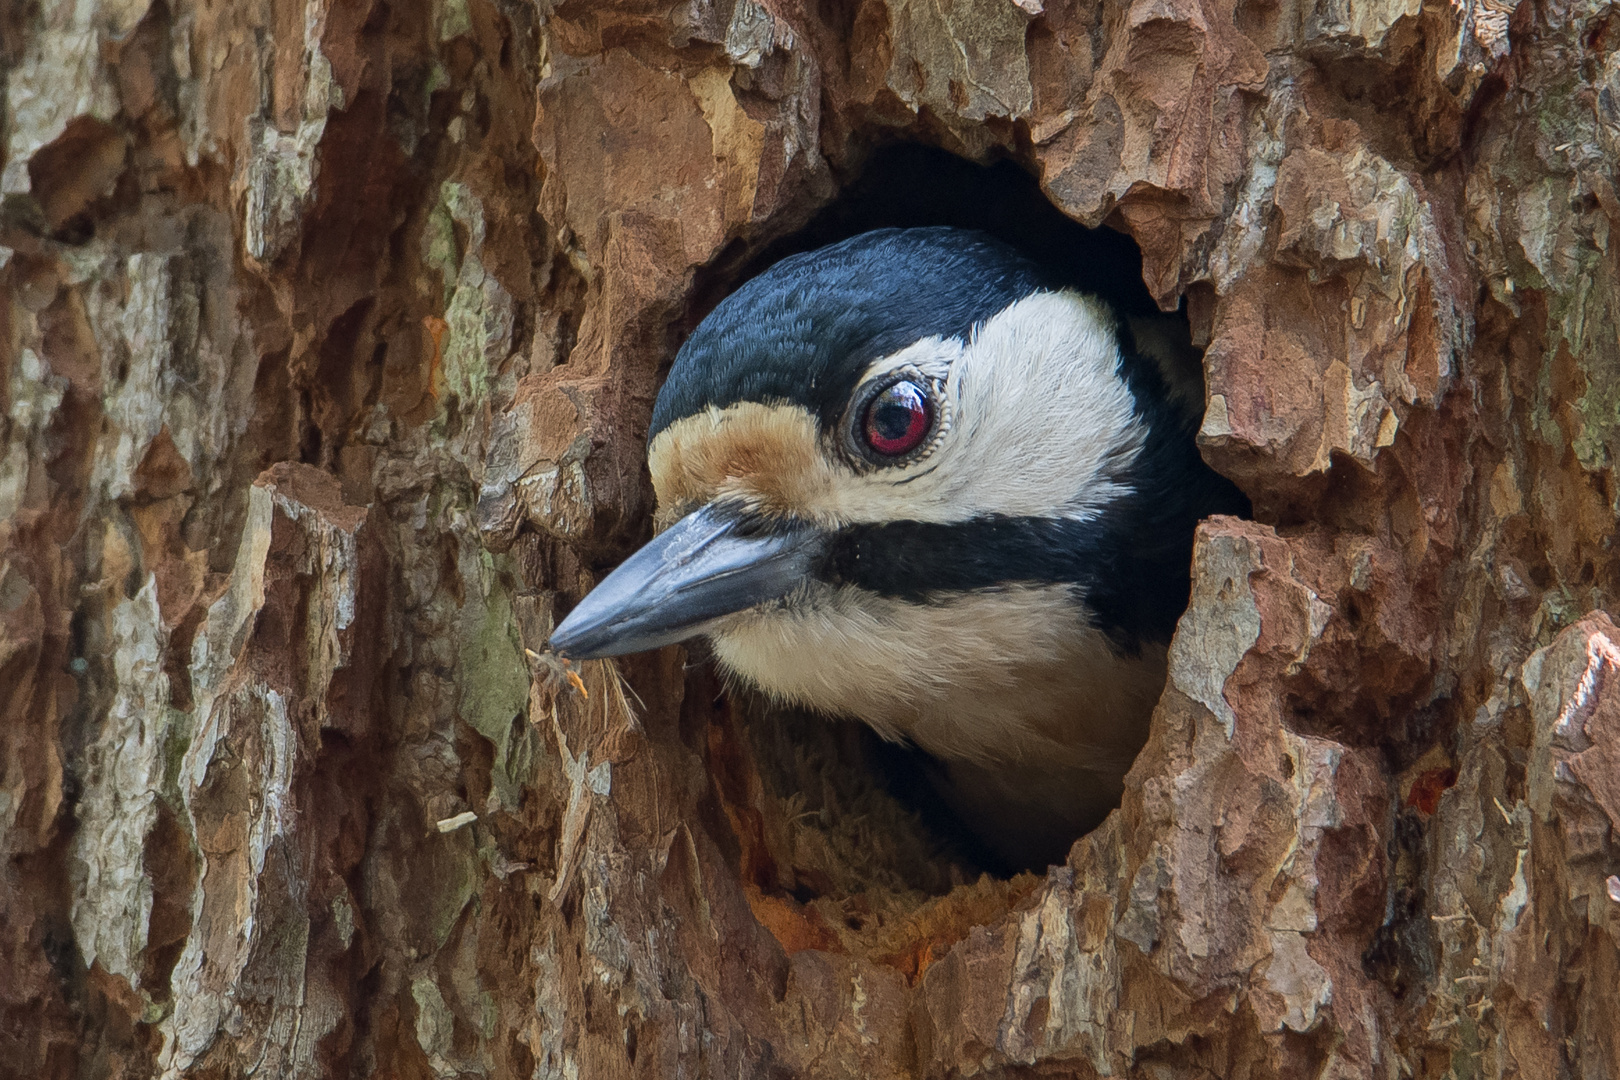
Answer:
862;380;932;457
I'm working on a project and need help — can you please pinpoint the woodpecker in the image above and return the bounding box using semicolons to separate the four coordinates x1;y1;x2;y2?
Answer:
549;227;1247;868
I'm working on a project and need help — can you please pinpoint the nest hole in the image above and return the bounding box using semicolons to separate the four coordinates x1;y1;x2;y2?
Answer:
675;144;1202;966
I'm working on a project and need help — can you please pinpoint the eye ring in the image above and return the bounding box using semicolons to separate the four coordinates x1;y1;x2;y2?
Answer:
849;375;939;464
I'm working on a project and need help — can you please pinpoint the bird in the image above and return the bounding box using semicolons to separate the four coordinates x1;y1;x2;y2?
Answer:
547;226;1248;869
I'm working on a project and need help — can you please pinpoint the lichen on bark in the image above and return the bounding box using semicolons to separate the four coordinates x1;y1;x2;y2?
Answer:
5;0;1620;1076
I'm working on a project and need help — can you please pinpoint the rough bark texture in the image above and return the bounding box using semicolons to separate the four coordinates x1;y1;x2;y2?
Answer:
5;0;1620;1076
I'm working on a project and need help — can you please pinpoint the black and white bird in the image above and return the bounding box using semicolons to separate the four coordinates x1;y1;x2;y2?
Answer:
549;227;1247;868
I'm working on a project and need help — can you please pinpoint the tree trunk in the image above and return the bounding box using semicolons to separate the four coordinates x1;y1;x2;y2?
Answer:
4;0;1620;1076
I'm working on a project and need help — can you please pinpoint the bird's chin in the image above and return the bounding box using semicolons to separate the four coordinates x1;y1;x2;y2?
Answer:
698;582;1164;762
701;598;904;736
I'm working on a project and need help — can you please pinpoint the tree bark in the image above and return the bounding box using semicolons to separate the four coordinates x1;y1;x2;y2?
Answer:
4;0;1620;1077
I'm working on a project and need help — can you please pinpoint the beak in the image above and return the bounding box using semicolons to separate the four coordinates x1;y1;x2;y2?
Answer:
547;504;824;660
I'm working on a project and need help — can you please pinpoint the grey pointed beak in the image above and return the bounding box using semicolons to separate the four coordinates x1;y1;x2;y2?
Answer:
547;505;825;660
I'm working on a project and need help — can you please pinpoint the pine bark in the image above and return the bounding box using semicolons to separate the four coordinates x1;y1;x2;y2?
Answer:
4;0;1620;1076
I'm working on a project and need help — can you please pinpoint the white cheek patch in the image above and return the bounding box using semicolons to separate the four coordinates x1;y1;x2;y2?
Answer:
819;289;1147;525
646;290;1148;528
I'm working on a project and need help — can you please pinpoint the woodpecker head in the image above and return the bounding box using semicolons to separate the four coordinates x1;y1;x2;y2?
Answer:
549;227;1243;853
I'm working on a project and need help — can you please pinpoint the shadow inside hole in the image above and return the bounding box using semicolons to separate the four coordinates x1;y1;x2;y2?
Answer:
737;698;999;895
674;145;1200;891
687;143;1168;333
